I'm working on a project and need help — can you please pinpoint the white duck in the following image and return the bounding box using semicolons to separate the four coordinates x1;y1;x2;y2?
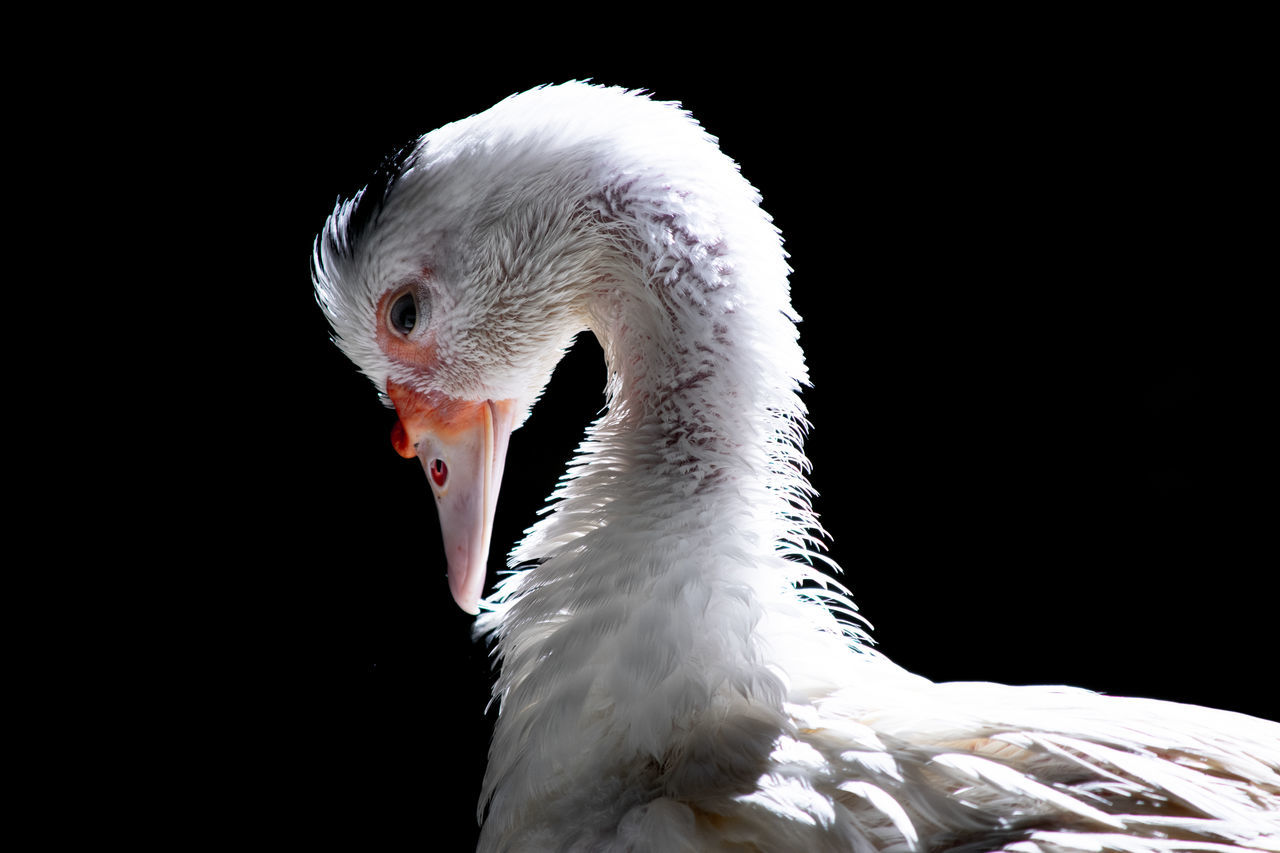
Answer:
313;82;1279;852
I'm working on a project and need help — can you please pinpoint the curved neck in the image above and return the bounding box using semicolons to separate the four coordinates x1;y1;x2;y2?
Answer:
508;162;819;597
474;151;862;845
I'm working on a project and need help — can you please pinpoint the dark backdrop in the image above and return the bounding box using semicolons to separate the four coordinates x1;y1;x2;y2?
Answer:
157;27;1268;849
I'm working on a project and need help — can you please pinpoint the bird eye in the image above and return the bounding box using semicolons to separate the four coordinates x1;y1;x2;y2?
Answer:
389;292;418;336
429;458;448;488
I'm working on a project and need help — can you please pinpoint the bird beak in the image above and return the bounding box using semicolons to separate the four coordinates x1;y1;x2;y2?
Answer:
387;381;518;614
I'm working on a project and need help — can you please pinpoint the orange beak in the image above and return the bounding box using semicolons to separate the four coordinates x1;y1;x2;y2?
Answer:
387;380;519;614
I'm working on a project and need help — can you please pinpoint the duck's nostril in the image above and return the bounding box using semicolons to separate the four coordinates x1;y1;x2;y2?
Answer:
429;458;448;488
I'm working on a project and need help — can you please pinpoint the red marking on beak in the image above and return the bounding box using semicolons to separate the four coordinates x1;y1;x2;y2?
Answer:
386;380;519;614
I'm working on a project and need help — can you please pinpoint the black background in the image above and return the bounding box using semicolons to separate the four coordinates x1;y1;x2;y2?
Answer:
102;19;1269;848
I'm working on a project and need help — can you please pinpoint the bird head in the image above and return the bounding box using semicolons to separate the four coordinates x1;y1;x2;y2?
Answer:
311;94;608;613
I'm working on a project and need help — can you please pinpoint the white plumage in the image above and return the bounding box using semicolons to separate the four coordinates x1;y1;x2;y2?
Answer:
314;82;1279;851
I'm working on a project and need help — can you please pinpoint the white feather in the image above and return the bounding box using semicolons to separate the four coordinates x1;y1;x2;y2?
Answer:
315;82;1280;851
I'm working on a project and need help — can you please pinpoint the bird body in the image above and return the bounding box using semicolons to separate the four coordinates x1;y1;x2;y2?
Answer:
314;83;1279;851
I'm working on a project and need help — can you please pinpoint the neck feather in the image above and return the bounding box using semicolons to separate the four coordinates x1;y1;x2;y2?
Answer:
473;137;865;839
